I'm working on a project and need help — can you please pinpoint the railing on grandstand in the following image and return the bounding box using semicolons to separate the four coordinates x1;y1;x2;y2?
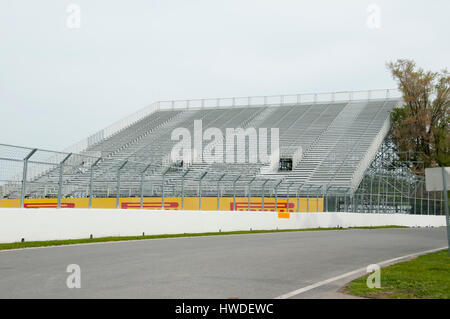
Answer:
62;89;402;155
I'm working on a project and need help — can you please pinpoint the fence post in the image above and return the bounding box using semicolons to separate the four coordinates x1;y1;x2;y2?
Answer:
217;174;225;211
440;167;450;254
181;169;189;210
261;180;269;212
161;167;170;210
20;148;37;208
274;180;283;212
140;164;152;209
286;183;292;213
247;177;255;211
198;171;207;210
115;161;128;209
377;175;382;213
316;190;319;212
232;175;241;211
57;153;72;209
88;157;102;208
296;186;301;212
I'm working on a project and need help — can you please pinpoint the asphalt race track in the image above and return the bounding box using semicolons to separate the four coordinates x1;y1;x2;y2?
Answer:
0;228;447;298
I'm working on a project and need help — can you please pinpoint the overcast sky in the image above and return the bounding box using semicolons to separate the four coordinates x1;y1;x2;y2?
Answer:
0;0;449;151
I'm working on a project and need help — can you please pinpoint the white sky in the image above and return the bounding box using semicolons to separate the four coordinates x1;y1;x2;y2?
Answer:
0;0;449;151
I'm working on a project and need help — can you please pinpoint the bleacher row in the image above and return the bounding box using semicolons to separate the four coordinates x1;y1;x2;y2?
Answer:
6;98;400;199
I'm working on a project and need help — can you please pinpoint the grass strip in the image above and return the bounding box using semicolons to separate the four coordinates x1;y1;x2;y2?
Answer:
0;225;408;251
344;249;450;299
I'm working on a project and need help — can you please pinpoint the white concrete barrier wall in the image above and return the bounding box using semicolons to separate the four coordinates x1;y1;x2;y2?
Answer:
0;209;446;243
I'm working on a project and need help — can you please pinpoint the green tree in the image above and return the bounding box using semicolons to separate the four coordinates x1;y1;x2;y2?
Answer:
387;59;449;173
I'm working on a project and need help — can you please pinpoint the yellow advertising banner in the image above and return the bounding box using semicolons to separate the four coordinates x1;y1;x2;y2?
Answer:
0;197;324;216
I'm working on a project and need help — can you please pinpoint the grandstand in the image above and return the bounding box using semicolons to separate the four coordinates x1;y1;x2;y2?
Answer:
0;89;445;214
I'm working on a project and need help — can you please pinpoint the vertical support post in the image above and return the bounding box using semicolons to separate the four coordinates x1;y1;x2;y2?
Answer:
217;174;225;211
392;175;396;213
434;192;437;215
407;177;411;214
377;175;382;214
20;148;37;208
140;164;151;209
57;153;72;209
274;180;283;212
247;177;255;211
116;161;128;209
89;157;101;209
369;175;373;213
261;180;269;212
307;194;310;212
198;172;207;210
232;175;241;211
316;189;319;212
441;167;450;255
181;169;189;210
161;167;170;210
400;176;404;214
420;181;423;215
286;183;292;213
414;183;418;215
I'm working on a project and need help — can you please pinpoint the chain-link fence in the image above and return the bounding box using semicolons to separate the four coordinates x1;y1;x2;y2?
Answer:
0;143;445;214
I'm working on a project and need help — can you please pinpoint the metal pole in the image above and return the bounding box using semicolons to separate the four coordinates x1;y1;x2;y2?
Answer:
393;175;396;213
377;174;382;214
198;171;207;210
88;157;101;208
116;161;128;209
441;167;450;255
369;175;373;213
261;180;269;212
217;174;225;211
286;183;292;213
161;167;170;210
407;177;411;214
316;189;319;212
57;153;72;209
414;182;418;215
400;176;404;214
140;164;151;209
181;169;189;210
274;180;283;212
247;177;255;211
434;192;437;215
307;193;310;212
20;148;37;208
232;175;241;211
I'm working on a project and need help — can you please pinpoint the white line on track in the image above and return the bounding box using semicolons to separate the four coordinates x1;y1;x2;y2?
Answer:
275;246;448;299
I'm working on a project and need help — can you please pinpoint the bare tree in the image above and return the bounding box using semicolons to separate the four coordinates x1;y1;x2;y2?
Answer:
387;59;449;172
